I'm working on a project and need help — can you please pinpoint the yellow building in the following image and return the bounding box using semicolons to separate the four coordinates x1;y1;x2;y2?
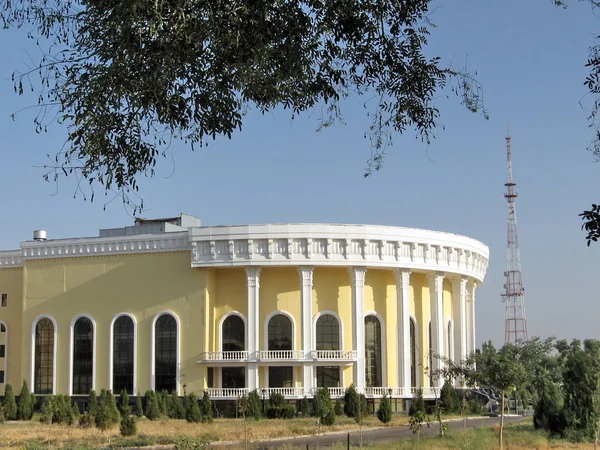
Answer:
0;214;488;406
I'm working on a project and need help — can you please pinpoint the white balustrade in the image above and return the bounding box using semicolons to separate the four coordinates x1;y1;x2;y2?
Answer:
197;351;249;361
263;387;304;398
205;388;249;398
257;350;305;360
311;350;357;360
414;387;439;398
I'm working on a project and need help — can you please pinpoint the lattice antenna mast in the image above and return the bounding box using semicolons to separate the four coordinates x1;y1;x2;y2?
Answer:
502;133;528;344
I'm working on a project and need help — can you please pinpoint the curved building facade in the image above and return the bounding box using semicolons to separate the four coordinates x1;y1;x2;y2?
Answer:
0;215;489;403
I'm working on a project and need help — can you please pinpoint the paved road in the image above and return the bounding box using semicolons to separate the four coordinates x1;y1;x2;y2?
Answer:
214;416;527;449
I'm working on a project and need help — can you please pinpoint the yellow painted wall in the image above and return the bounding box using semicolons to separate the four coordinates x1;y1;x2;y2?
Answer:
411;273;430;386
21;252;206;395
0;268;24;395
213;268;246;352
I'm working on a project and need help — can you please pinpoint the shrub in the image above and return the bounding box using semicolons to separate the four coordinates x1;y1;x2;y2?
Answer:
71;401;81;420
157;390;169;416
118;389;131;418
377;394;393;424
266;405;295;419
534;380;565;435
247;390;262;420
343;384;360;419
169;395;186;419
300;396;311;417
200;391;213;423
120;414;137;436
95;389;120;430
185;393;202;423
334;398;344;416
409;388;426;416
39;395;74;425
87;390;98;417
0;405;5;424
143;390;160;421
313;387;335;426
17;380;35;420
268;392;286;408
173;436;210;450
468;396;484;415
135;396;144;418
4;383;17;420
439;381;460;414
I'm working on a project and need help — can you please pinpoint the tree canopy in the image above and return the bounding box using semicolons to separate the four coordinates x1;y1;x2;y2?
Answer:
1;0;484;210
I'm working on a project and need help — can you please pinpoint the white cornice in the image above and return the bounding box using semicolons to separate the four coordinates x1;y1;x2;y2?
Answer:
189;224;490;282
0;251;24;268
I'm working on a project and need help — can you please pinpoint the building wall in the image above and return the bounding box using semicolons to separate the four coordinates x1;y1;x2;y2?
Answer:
0;268;24;395
0;251;473;396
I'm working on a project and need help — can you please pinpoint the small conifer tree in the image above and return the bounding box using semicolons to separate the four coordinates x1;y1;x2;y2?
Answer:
95;389;120;431
377;394;393;424
17;380;35;420
247;390;262;420
4;383;17;420
118;389;131;418
120;414;137;436
301;396;311;417
200;391;213;423
185;393;202;423
87;389;98;417
169;395;186;419
344;384;360;419
135;396;144;418
409;388;426;416
143;390;160;420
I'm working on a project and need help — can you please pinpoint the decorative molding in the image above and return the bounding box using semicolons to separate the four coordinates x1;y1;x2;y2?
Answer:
0;251;23;268
189;224;489;281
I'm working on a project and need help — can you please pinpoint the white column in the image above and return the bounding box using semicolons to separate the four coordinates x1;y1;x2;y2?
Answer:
467;280;477;355
427;272;445;388
246;267;261;392
393;269;411;392
452;277;468;363
350;267;367;393
299;266;314;396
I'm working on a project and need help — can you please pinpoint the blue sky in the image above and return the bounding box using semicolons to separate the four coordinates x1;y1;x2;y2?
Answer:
0;1;598;347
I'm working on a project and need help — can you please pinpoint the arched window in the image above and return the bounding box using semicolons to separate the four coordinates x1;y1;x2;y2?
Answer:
155;314;177;392
72;317;94;394
113;315;134;394
268;314;292;351
34;318;54;394
316;314;340;351
365;315;382;388
268;314;293;387
222;315;245;352
410;318;417;388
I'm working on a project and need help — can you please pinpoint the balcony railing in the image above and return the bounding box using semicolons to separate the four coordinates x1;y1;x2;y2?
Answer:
415;387;440;398
197;351;249;362
256;350;306;360
365;387;412;397
205;388;249;398
310;350;357;360
262;387;305;398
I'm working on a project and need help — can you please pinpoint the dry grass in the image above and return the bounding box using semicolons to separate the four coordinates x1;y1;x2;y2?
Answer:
0;414;409;449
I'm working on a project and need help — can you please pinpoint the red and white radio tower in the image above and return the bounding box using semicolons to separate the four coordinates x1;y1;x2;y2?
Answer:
502;132;528;344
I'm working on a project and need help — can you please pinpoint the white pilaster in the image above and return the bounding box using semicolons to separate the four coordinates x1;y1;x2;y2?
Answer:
246;267;261;391
393;269;411;391
299;266;314;395
350;267;367;393
467;280;477;355
452;277;468;363
427;272;445;388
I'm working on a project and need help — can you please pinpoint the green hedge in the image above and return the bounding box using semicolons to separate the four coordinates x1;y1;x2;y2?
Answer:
266;405;295;419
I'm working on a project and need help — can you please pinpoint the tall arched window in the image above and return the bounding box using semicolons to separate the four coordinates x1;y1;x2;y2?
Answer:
34;318;54;394
410;318;417;388
72;317;94;394
222;315;245;352
316;314;340;351
113;315;134;394
268;314;292;351
268;314;293;387
155;314;177;392
365;315;382;387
